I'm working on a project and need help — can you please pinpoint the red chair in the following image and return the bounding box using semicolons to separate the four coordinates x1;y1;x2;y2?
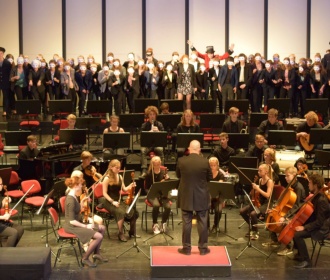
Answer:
52;119;69;143
0;134;5;163
48;207;82;267
6;171;23;199
21;180;54;229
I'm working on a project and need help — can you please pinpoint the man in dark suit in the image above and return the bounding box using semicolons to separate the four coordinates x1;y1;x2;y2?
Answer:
0;47;13;118
176;140;212;256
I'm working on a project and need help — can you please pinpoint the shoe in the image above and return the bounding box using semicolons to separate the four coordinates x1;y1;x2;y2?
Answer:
178;248;191;255
245;231;252;238
210;225;218;234
294;261;311;269
153;223;160;234
161;223;167;233
262;241;280;247
81;259;97;268
129;232;141;238
250;231;259;240
139;172;147;179
118;233;127;242
200;248;211;256
92;254;109;262
277;248;293;256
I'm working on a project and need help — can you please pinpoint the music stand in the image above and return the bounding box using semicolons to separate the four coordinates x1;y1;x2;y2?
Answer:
48;100;72;116
119;113;145;151
305;98;328;117
135;99;159;113
160;99;184;112
309;129;330;145
75;117;103;148
315;150;330;177
224;99;249;114
156;114;182;132
0;167;12;187
208;181;237;240
191;100;214;113
199;113;226;132
229;157;259;172
249;113;268;127
59;129;87;146
267;130;296;146
15;100;41;115
86;100;112;115
177;133;204;148
103;133;130;153
116;189;149;259
267;99;290;118
4;131;32;152
227;133;250;150
140;132;168;148
143;179;179;245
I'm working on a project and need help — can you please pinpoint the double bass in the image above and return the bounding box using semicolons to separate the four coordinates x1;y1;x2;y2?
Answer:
265;175;297;233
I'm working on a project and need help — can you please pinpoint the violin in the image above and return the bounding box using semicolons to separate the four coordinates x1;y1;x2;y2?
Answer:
297;164;308;180
250;176;261;208
125;172;136;205
84;165;101;182
80;186;90;224
3;185;9;214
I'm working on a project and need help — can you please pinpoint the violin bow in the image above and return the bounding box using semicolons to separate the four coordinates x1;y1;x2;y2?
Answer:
230;162;253;184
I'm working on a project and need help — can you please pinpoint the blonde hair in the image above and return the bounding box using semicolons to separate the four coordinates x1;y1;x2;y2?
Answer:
259;163;272;180
264;148;276;162
106;159;121;185
80;151;92;160
209;157;219;167
285;166;298;175
67;114;76;121
229;107;239;114
180;109;195;126
65;176;84;189
304;111;318;123
148;156;161;173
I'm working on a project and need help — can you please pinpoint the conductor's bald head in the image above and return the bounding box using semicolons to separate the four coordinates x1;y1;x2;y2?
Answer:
188;140;201;154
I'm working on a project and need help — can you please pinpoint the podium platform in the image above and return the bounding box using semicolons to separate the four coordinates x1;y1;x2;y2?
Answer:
150;246;231;278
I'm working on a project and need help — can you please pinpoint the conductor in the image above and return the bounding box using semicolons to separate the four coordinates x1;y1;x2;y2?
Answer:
176;140;212;255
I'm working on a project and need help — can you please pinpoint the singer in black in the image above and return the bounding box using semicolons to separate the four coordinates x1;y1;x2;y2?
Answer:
139;106;165;179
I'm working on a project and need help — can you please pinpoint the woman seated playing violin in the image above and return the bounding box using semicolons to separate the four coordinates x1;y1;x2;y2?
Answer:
144;156;170;234
0;177;24;247
208;157;226;234
64;176;107;267
264;166;306;256
239;164;274;240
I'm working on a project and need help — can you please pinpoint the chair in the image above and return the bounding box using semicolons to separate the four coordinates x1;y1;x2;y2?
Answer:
0;134;5;164
311;233;330;266
21;180;54;229
52;119;68;143
48;207;82;267
6;171;23;198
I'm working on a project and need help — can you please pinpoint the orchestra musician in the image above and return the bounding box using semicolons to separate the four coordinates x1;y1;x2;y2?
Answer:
222;107;245;133
294;157;312;178
18;135;40;160
293;173;330;269
260;148;280;184
263;167;306;256
103;115;125;155
139;106;165;179
0;176;24;247
176;140;212;256
245;134;267;164
65;114;82;151
208;157;226;234
210;132;235;171
144;156;170;234
63;176;107;267
101;159;138;242
239;164;274;240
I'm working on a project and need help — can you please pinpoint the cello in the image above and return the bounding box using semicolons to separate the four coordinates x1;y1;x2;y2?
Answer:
265;175;297;233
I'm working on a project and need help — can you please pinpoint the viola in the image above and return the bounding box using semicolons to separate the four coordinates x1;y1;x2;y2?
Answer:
80;186;90;224
84;165;101;182
250;176;261;208
125;172;136;205
265;175;297;233
3;185;9;214
297;164;309;180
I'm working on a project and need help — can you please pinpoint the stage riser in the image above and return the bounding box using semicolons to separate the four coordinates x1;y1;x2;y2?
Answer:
0;247;51;280
152;266;231;278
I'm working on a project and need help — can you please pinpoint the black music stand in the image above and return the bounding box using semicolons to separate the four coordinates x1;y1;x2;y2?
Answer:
119;113;145;151
305;98;328;117
227;133;250;150
15;100;41;115
228;157;259;173
0;167;12;187
116;189;149;259
86;100;112;115
156;114;182;132
135;99;159;113
75;117;103;147
224;99;249;114
48;100;72;116
177;133;204;149
103;132;130;153
140;132;168;148
160;99;184;112
249;113;268;127
208;181;237;240
315;150;330;177
191;100;214;113
267;99;290;118
59;129;87;147
310;129;330;145
235;189;269;260
143;180;179;245
267;130;296;147
199;113;226;133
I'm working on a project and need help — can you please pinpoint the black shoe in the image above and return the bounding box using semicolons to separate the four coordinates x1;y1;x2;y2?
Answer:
200;248;211;256
178;248;191;255
294;261;311;269
129;233;141;238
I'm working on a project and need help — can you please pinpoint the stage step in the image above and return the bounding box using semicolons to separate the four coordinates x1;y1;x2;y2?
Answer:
150;246;231;278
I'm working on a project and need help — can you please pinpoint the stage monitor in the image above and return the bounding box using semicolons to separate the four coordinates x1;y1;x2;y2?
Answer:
176;133;204;148
59;129;87;145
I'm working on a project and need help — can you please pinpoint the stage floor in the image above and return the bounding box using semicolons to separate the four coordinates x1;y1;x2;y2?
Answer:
8;199;330;280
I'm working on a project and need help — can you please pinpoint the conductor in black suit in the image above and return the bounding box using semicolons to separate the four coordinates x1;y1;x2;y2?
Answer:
176;140;212;255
